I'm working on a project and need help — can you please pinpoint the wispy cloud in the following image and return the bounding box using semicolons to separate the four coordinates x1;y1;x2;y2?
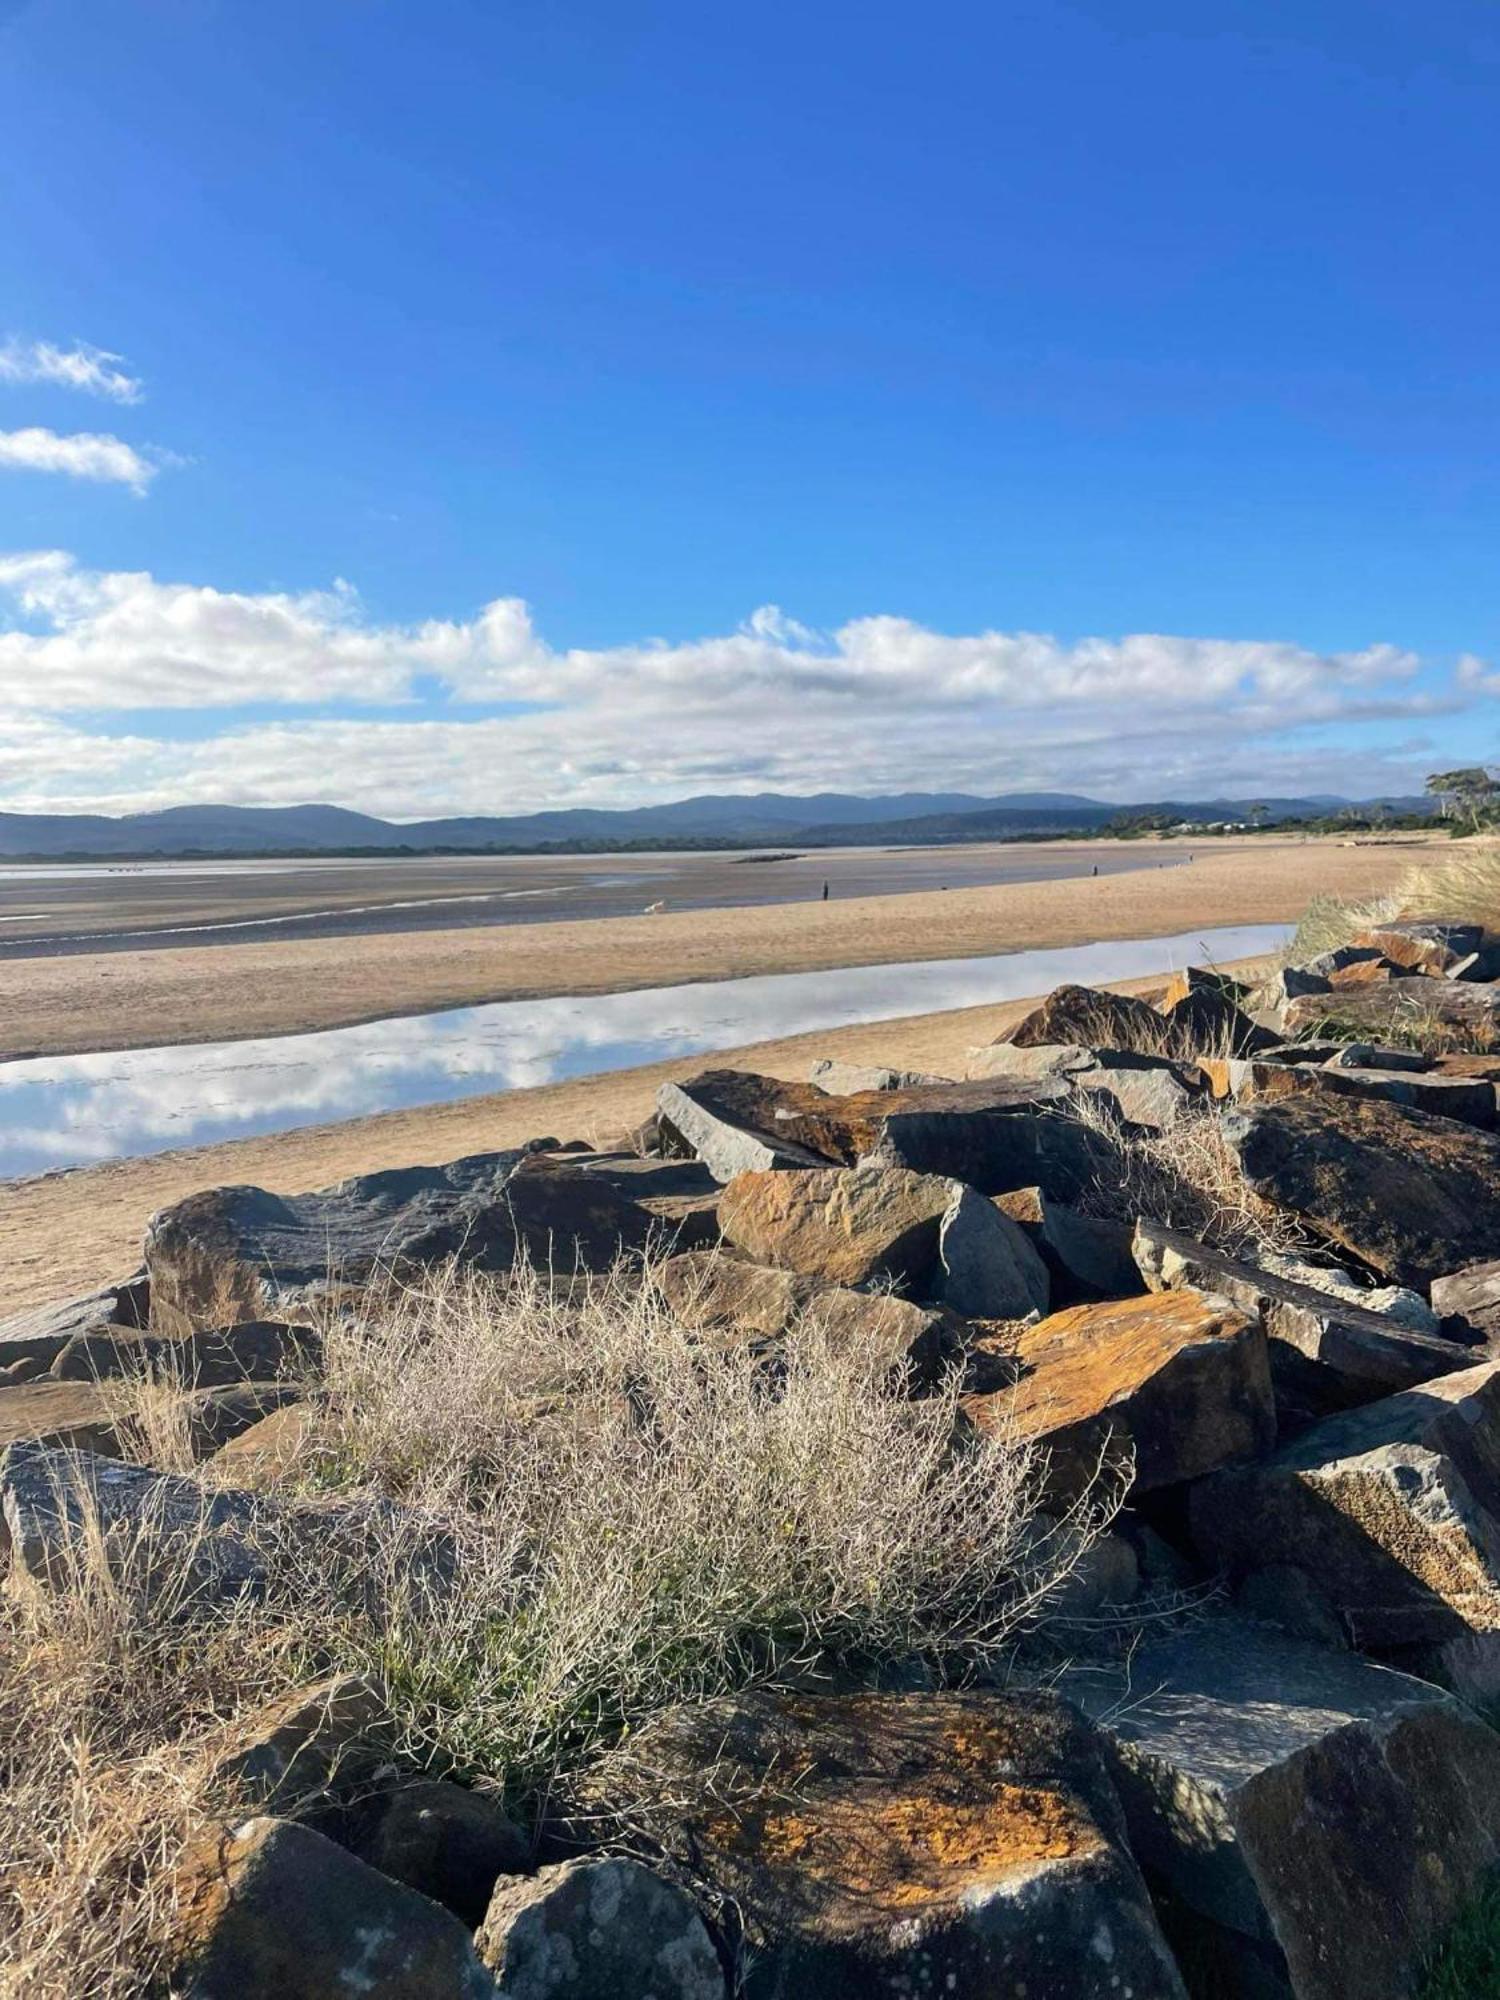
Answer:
0;428;161;494
0;338;143;403
0;549;1481;815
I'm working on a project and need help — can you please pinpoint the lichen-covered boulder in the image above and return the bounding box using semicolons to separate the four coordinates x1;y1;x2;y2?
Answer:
1221;1093;1500;1290
1064;1618;1500;2000
590;1690;1186;1999
964;1289;1275;1500
477;1856;723;1997
717;1165;955;1288
172;1816;496;1998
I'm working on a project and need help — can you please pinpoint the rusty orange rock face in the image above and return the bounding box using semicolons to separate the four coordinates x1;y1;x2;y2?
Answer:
717;1164;954;1287
966;1289;1275;1497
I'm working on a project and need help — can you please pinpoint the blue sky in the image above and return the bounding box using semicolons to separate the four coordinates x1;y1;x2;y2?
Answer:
0;0;1497;816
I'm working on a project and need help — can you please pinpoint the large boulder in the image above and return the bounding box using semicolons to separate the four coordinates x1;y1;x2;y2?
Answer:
1003;982;1166;1050
591;1689;1187;1999
172;1816;496;1998
1221;1093;1500;1290
717;1165;954;1288
1133;1220;1472;1426
0;1272;150;1380
1064;1618;1500;2000
1189;1363;1500;1696
146;1149;718;1335
964;1039;1097;1082
1281;977;1500;1046
659;1068;1095;1197
476;1856;724;1997
1157;968;1279;1057
964;1289;1275;1501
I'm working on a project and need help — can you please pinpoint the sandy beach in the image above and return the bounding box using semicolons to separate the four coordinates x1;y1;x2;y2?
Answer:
0;834;1431;1312
0;836;1426;1062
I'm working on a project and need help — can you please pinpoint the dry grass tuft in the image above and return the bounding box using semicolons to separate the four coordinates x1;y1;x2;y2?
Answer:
1067;1090;1308;1258
1284;841;1500;963
3;1256;1113;1988
0;1482;309;1999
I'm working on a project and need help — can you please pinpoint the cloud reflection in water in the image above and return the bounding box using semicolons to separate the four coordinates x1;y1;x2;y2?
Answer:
0;924;1289;1179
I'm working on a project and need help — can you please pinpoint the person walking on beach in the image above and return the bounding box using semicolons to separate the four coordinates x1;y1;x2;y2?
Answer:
822;881;829;901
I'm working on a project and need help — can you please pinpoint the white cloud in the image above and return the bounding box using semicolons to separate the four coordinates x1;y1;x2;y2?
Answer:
0;338;143;403
0;549;1482;816
0;428;160;494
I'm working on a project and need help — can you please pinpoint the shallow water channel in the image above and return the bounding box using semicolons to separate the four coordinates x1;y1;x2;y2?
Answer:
0;922;1289;1179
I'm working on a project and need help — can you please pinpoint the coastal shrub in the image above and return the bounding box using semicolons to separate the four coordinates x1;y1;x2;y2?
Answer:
1284;841;1500;964
297;1259;1113;1802
9;1256;1111;1992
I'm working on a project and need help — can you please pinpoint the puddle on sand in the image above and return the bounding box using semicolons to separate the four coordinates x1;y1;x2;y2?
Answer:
0;923;1289;1179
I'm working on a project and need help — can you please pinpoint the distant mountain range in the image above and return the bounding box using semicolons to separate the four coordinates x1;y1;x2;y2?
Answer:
0;791;1433;858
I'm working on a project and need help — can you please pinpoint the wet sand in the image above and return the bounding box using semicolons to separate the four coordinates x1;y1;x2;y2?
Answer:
0;836;1425;1062
0;841;1176;955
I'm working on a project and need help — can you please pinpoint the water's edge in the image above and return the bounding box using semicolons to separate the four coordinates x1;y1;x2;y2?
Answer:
0;922;1289;1180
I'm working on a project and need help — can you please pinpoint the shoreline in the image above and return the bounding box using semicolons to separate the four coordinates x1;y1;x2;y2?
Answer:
0;835;1426;1062
0;962;1260;1316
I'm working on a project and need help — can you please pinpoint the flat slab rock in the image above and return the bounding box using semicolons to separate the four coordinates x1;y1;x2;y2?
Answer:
0;1272;149;1379
591;1689;1186;1999
1281;976;1500;1044
0;1440;452;1613
964;1288;1275;1501
1190;1362;1500;1696
1238;1057;1498;1129
1222;1092;1500;1290
146;1148;719;1334
1063;1618;1500;2000
657;1066;1105;1198
1133;1220;1473;1426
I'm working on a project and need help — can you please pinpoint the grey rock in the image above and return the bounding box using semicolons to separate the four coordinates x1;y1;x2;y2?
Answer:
1064;1618;1500;2000
146;1150;717;1334
963;1039;1098;1081
477;1856;723;1997
807;1057;950;1093
1071;1050;1206;1130
1189;1363;1500;1695
1431;1259;1500;1345
50;1317;319;1386
0;1441;453;1614
1134;1221;1468;1425
0;1272;150;1376
934;1183;1049;1319
997;1185;1141;1300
